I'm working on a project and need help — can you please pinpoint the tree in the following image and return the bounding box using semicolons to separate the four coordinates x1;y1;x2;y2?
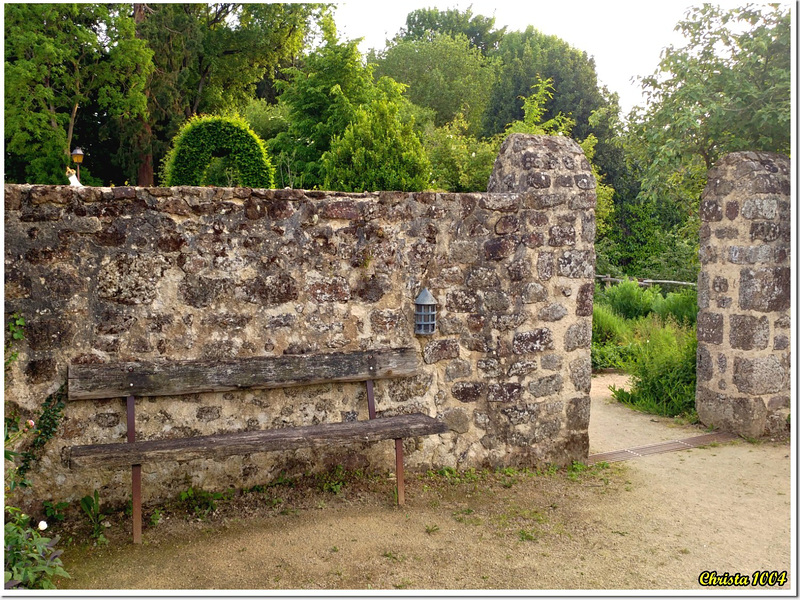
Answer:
321;78;430;192
269;36;378;189
123;3;325;185
4;4;152;184
422;114;497;192
370;33;497;135
628;3;790;214
395;6;506;54
482;27;607;144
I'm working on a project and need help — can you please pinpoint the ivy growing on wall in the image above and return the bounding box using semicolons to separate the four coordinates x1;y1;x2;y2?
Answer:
161;115;275;188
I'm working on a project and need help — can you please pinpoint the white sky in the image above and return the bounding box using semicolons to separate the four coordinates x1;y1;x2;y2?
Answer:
332;0;792;117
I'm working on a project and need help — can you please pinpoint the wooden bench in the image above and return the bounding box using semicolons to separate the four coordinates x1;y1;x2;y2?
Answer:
66;348;446;543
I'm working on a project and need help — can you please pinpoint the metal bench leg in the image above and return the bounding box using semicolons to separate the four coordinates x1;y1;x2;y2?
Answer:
394;438;404;506
132;465;142;544
127;395;142;544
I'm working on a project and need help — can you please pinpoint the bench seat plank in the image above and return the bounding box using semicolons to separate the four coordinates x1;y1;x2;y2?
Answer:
68;413;447;469
68;348;419;400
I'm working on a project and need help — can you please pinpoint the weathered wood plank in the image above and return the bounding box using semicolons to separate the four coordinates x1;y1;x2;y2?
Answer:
68;348;420;400
68;413;447;469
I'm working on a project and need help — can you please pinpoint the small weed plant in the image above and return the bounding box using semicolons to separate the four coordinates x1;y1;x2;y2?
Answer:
179;486;229;518
79;490;108;544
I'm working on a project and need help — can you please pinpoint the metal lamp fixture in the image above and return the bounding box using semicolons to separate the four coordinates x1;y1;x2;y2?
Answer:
414;288;437;335
71;147;84;180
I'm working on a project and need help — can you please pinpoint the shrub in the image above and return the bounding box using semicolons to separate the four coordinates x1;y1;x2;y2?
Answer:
611;316;697;418
599;278;661;320
161;115;274;188
651;287;698;325
4;508;70;589
592;302;632;345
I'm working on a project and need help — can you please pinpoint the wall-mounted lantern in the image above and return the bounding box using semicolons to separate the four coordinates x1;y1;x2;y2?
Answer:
71;147;84;180
414;288;437;335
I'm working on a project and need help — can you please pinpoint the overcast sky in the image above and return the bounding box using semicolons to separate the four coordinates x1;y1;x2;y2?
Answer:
332;0;790;117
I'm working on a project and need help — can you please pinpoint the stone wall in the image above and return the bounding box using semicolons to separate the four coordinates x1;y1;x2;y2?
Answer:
4;134;596;510
696;151;791;437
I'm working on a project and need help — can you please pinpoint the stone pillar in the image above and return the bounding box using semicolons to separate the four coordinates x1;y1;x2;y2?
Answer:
695;151;791;437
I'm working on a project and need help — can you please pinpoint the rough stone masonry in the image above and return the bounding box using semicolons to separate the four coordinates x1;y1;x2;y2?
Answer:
696;151;791;437
4;133;596;510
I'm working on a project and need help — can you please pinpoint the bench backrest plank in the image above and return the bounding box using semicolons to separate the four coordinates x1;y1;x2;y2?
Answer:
68;348;419;400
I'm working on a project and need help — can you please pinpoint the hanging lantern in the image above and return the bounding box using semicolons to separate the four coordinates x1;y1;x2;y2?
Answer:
414;288;437;335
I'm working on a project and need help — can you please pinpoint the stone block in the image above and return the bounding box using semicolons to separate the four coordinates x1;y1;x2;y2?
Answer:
423;339;460;364
741;197;778;220
452;382;487;403
522;282;548;303
564;321;591;351
696;344;713;382
484;237;517;261
465;266;500;290
529;374;563;398
513;329;554;354
696;312;724;345
442;408;470;434
568;356;592;392
537;252;555;281
696;386;767;438
488;383;522;403
537;303;568;321
699;199;723;222
566;396;590;430
446;289;480;313
729;314;770;350
733;356;787;395
739;267;791;312
507;360;537;377
548;225;576;247
540;354;562;371
575;283;594;317
495;215;520;235
445;359;472;381
557;250;594;279
750;222;781;242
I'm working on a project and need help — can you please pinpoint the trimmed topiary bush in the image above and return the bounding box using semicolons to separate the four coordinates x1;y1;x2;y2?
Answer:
161;115;274;188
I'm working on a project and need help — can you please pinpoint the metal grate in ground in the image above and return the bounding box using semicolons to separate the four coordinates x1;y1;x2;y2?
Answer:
588;432;739;465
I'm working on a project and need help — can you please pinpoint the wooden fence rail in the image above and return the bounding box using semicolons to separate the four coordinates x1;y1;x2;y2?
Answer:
594;275;696;288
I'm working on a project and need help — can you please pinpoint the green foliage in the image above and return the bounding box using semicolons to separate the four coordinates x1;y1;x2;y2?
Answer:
79;491;108;544
321;77;430;192
504;77;575;137
161;115;274;187
4;313;25;371
651;288;698;326
598;279;660;321
4;507;70;589
592;303;632;345
483;26;607;144
422;114;498;192
42;501;69;525
371;32;497;135
4;3;153;184
316;465;347;495
16;385;67;482
270;37;376;188
611;317;697;419
242;98;290;143
396;6;506;54
179;486;229;518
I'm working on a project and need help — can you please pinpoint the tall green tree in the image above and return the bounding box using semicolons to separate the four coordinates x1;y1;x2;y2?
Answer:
395;6;506;54
322;78;430;192
269;35;378;189
483;27;607;144
370;33;497;135
628;3;791;215
123;3;325;185
4;3;153;184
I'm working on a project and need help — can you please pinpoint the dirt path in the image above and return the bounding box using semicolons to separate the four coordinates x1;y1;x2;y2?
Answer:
55;374;792;592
